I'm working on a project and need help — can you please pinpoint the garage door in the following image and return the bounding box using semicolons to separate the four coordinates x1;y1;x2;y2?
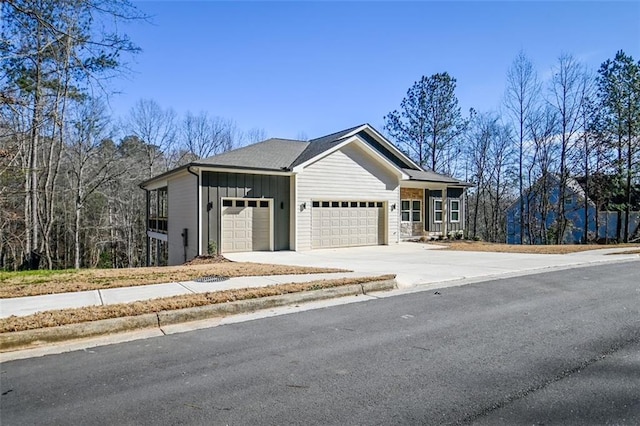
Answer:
221;198;271;253
311;201;385;249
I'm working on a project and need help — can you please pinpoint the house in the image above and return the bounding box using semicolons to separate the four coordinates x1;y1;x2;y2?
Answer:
506;174;640;244
141;124;471;265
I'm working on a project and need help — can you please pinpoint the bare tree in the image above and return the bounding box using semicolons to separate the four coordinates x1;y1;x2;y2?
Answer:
505;51;540;244
65;98;123;268
549;54;589;243
180;112;237;161
526;105;560;243
465;112;514;241
125;99;177;177
243;127;268;145
1;0;141;268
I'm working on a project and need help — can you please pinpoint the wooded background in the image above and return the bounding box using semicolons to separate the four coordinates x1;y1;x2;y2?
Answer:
1;0;638;270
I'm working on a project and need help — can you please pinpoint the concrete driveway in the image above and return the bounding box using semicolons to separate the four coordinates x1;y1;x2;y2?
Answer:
225;242;639;288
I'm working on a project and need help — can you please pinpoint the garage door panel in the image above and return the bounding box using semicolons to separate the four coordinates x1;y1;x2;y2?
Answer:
311;201;385;249
222;200;271;253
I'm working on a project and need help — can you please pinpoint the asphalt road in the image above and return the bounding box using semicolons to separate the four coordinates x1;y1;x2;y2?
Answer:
1;261;639;425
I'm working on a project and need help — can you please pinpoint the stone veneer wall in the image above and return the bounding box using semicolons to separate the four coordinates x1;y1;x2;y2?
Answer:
400;187;424;237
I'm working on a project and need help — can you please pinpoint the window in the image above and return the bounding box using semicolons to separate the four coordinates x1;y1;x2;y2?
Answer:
222;199;232;207
434;199;443;223
312;201;320;208
412;200;421;222
248;200;257;207
341;201;349;207
401;200;410;222
236;200;245;207
260;200;269;208
401;199;422;223
450;199;460;222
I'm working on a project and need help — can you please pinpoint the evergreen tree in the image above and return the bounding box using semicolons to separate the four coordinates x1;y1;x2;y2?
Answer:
596;50;640;242
384;72;467;175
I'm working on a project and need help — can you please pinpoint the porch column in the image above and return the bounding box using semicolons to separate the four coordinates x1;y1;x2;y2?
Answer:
442;187;448;237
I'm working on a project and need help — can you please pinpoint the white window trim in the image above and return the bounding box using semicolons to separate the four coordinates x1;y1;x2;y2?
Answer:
449;199;460;223
401;199;411;223
411;199;422;223
434;199;443;223
401;199;422;223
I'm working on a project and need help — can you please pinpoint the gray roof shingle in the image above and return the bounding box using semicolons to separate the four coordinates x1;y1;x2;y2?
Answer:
195;138;309;171
402;168;472;186
290;124;364;168
188;125;470;186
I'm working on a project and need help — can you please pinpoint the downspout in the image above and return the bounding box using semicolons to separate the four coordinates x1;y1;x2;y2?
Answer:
187;166;200;258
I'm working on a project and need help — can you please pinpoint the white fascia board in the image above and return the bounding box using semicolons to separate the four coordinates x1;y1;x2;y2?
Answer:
292;135;409;180
143;179;168;191
340;124;370;139
358;125;422;171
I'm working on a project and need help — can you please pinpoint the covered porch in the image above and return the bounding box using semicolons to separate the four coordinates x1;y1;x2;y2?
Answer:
399;169;470;239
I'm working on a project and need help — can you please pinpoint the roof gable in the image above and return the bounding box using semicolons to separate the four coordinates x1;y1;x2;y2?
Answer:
290;123;420;171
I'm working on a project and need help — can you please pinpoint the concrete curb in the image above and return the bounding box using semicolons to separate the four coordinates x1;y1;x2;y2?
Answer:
0;279;396;352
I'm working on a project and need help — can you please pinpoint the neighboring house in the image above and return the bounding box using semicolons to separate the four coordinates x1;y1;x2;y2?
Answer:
141;124;471;265
506;174;640;244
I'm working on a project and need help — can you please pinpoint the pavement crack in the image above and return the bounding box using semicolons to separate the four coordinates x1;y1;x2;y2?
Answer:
177;282;196;294
456;333;640;424
97;289;104;306
411;346;430;351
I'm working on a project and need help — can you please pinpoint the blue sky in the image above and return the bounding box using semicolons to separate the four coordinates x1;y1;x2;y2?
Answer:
109;1;640;140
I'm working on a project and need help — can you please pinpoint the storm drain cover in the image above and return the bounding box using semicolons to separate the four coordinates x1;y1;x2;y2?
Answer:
194;275;229;283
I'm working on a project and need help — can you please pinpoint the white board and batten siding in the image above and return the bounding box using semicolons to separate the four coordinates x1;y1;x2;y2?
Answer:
167;172;198;265
296;143;400;251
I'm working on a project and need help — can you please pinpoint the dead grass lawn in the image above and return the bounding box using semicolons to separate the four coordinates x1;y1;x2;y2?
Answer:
0;275;393;333
425;240;640;254
0;263;348;299
605;249;640;255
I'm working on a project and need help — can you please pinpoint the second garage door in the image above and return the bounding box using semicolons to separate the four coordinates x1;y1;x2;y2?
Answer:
311;201;385;249
221;198;272;253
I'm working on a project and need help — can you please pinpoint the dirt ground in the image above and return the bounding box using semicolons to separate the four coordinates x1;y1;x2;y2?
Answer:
0;261;348;298
424;240;640;254
0;275;393;333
